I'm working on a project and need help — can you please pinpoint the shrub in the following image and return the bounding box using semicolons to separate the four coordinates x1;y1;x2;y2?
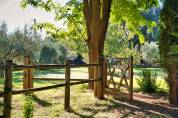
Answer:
141;42;160;65
39;39;68;64
137;69;159;93
23;94;34;118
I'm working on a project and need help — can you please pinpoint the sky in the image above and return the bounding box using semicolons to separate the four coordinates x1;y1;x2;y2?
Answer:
0;0;67;32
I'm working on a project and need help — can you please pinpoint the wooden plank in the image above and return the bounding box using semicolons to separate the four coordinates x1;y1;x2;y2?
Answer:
23;56;33;89
120;84;129;89
103;59;108;88
64;60;70;111
129;56;133;100
12;83;66;95
71;64;99;68
70;79;101;86
3;60;13;118
14;64;66;69
14;64;99;69
10;79;101;96
34;77;88;81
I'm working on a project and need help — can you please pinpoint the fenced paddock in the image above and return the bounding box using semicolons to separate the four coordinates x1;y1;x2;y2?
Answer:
0;57;105;118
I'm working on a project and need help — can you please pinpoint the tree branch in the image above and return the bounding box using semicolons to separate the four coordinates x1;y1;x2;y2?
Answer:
83;0;91;41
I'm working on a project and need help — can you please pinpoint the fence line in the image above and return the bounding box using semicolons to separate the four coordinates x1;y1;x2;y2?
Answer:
0;58;103;118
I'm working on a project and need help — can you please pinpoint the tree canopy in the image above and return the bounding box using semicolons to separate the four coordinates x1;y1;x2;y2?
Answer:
21;0;158;48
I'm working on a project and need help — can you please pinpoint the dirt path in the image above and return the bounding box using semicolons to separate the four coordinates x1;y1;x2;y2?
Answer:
113;93;178;118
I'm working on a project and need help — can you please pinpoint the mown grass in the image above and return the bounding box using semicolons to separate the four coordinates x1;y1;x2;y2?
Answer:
0;67;169;117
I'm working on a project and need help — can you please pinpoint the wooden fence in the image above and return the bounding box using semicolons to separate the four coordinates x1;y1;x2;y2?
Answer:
0;57;105;118
105;56;133;100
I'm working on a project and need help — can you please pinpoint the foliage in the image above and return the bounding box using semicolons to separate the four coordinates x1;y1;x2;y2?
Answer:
40;37;68;64
105;24;141;63
40;45;57;64
23;94;34;118
141;42;160;64
159;0;178;68
21;0;87;55
0;22;42;64
111;0;158;43
137;69;160;93
20;0;159;56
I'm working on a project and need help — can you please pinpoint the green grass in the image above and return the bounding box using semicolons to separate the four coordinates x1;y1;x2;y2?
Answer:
0;67;170;117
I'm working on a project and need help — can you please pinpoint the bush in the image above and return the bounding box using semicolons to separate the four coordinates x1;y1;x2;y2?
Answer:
23;94;34;118
137;69;159;93
39;39;68;64
141;42;160;65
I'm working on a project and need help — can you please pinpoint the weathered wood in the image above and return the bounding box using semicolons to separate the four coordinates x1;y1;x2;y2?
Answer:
64;60;70;111
34;77;88;81
105;56;133;100
23;56;33;89
3;60;13;118
0;79;101;97
129;56;133;100
95;56;104;99
12;83;65;95
103;59;108;88
168;63;178;105
14;64;65;69
14;64;99;69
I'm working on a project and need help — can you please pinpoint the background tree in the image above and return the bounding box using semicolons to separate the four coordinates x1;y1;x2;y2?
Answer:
141;42;159;66
40;37;68;64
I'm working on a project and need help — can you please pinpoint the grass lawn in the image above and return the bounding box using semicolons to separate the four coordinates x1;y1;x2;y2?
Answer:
0;67;173;118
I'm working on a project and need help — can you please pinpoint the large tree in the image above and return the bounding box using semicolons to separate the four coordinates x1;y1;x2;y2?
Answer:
21;0;158;98
159;0;178;105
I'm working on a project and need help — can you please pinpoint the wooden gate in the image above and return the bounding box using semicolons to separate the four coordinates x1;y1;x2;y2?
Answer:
105;56;133;100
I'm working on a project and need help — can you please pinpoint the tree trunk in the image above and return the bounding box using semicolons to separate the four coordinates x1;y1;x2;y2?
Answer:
83;0;112;99
168;64;178;105
159;0;178;105
88;40;100;90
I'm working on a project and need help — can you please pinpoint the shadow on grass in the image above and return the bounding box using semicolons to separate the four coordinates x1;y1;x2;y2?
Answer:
32;95;52;107
70;97;178;118
109;98;178;118
69;108;96;118
133;88;169;100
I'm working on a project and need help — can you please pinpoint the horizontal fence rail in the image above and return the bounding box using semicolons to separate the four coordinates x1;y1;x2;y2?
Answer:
0;79;101;97
14;64;99;69
34;77;89;81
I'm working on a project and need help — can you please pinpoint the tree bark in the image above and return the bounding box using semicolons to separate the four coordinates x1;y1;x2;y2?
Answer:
160;0;178;105
83;0;112;92
168;64;178;105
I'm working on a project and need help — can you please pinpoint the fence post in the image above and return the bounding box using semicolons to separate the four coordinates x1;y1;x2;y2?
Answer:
3;60;13;118
23;56;33;89
96;56;104;99
103;59;108;89
129;56;133;100
64;60;70;111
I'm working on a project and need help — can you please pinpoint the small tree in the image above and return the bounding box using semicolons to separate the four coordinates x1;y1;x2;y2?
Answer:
141;42;159;65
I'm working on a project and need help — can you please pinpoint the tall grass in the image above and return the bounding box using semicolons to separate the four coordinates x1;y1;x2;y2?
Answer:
137;69;160;93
